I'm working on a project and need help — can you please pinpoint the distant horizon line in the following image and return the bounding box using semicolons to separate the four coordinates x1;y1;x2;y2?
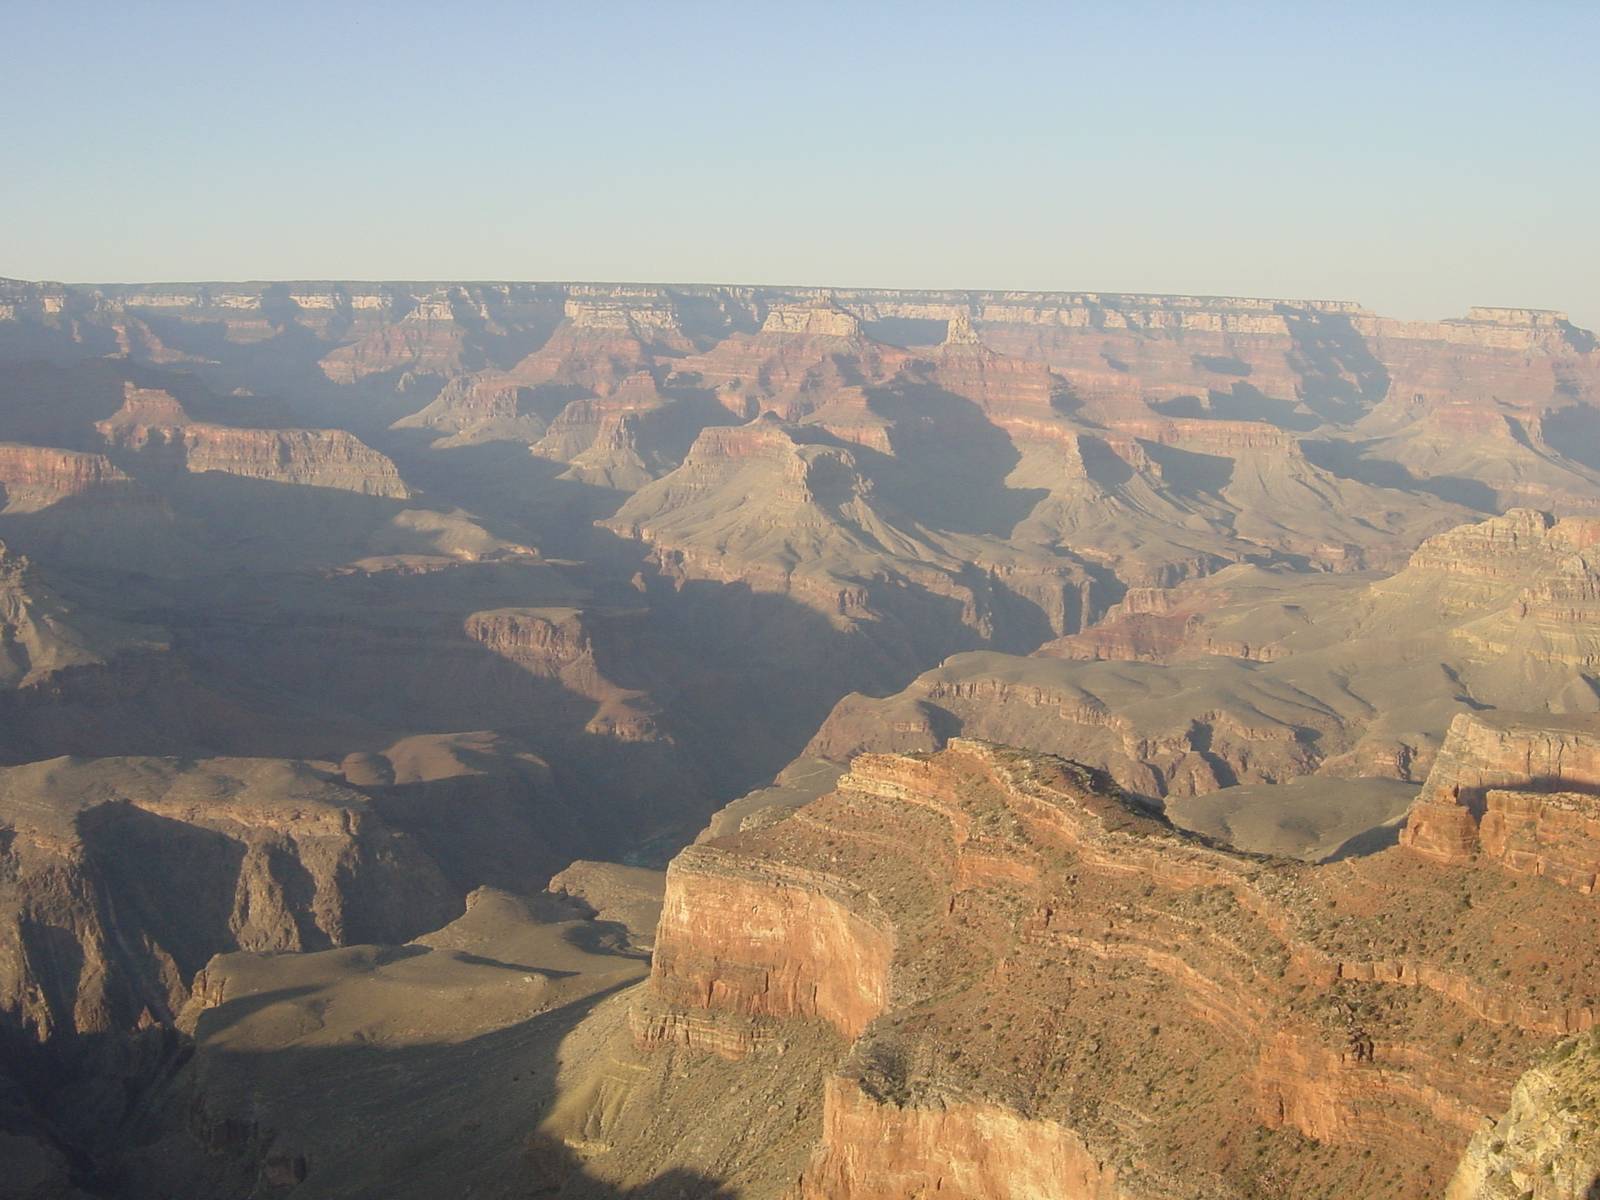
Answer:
3;275;1584;325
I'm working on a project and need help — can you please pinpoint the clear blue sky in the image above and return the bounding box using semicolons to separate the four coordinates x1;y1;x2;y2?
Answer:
3;1;1597;326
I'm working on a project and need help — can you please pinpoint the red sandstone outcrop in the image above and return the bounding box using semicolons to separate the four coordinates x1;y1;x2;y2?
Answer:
797;1075;1129;1200
649;848;893;1046
639;738;1600;1198
1399;711;1600;889
0;442;134;512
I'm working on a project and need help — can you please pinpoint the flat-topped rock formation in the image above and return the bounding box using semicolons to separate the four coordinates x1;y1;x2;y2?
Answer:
97;383;412;497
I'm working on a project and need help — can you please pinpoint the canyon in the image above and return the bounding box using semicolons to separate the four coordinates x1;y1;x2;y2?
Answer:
0;278;1597;1198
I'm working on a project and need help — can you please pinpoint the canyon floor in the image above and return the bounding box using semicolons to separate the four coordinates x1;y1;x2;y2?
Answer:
1;281;1599;1198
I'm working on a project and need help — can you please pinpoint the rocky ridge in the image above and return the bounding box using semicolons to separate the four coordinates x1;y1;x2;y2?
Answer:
796;510;1600;812
634;734;1600;1197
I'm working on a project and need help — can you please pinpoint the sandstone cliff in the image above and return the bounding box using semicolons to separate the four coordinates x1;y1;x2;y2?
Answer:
1399;711;1600;890
637;738;1600;1198
97;384;412;497
0;443;135;513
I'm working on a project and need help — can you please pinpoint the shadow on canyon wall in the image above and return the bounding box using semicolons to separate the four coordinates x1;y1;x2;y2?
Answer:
98;982;739;1200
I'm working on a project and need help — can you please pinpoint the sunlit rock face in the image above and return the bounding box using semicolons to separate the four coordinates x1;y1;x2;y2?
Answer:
641;737;1600;1198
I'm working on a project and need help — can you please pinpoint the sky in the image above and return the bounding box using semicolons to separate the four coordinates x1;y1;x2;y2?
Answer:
3;0;1597;327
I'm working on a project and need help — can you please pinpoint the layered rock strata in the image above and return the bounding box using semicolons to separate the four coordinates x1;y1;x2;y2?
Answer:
800;511;1600;804
0;443;134;512
97;384;411;497
1398;711;1600;889
638;738;1600;1198
0;755;457;1045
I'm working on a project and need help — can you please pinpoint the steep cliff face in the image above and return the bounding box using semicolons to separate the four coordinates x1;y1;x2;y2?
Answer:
647;849;893;1046
319;298;475;384
462;606;663;741
1399;711;1600;881
0;755;459;1046
1447;1032;1600;1200
0;543;165;688
0;443;135;513
674;301;904;424
639;739;1600;1198
798;1074;1130;1200
1372;509;1594;611
502;309;687;400
97;384;412;497
174;424;411;496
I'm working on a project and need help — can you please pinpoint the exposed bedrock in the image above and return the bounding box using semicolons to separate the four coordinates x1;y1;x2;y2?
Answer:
638;738;1600;1198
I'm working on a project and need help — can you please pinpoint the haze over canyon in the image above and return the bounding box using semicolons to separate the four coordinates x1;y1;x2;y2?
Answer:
0;277;1598;1199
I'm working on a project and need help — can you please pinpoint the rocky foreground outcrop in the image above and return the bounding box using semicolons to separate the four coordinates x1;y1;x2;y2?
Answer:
636;736;1600;1198
1447;1031;1600;1200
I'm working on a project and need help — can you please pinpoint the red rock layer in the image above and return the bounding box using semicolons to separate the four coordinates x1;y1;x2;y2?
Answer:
1400;710;1600;874
650;850;893;1045
0;443;132;512
641;739;1600;1198
797;1075;1130;1200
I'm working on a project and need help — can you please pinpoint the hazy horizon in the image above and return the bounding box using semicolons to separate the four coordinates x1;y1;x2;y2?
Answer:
6;0;1597;327
16;274;1596;332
